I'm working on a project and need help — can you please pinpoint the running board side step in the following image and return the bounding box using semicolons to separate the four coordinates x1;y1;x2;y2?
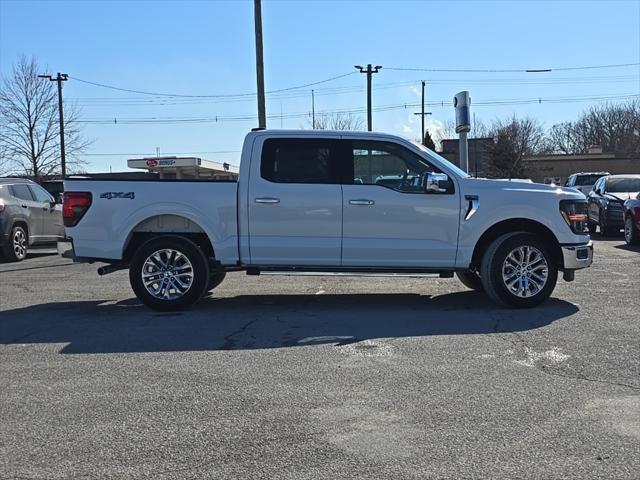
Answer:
246;267;454;278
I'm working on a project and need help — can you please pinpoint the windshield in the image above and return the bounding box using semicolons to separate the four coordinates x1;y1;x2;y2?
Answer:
414;142;470;178
606;178;640;193
576;175;605;186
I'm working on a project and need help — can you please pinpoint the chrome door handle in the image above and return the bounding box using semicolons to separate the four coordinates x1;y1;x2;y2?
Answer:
349;199;375;206
254;197;280;204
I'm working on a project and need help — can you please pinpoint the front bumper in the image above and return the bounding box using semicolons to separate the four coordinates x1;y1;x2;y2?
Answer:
561;241;593;270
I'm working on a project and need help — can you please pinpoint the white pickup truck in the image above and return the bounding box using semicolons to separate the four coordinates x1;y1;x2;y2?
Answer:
61;130;593;311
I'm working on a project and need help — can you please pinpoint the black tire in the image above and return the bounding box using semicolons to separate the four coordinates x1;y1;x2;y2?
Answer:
599;210;618;237
1;225;28;262
129;235;210;311
207;271;226;291
456;269;483;291
625;216;640;245
587;221;597;234
480;232;558;308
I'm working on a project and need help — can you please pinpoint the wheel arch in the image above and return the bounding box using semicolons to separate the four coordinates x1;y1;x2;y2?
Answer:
471;218;564;270
122;214;215;261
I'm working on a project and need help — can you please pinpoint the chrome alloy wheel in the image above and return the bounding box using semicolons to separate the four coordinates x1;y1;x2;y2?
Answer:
141;249;194;300
13;229;27;259
501;245;549;298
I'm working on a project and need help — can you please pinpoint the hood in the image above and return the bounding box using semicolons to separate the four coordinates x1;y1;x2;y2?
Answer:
462;177;585;199
606;192;640;202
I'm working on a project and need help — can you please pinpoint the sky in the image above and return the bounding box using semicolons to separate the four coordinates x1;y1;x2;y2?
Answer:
1;0;639;172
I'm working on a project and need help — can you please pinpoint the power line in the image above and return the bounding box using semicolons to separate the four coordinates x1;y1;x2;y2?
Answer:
385;62;640;73
69;72;356;99
75;93;639;125
68;75;639;107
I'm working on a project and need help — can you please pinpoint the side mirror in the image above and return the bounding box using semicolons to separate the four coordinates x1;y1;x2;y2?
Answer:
595;188;601;195
49;200;56;208
424;172;451;194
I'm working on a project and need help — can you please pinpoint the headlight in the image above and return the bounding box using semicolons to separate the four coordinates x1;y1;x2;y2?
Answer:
560;200;588;234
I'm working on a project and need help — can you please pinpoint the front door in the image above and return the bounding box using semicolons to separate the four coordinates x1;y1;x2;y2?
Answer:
341;140;460;268
248;136;343;266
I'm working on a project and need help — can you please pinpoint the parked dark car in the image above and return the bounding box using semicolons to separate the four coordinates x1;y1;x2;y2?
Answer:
623;193;640;245
0;178;64;261
587;174;640;236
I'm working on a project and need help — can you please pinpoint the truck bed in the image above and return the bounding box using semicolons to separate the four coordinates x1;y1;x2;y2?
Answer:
64;179;239;264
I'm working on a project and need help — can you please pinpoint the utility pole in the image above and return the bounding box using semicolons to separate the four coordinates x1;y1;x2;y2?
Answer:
311;89;315;129
355;64;381;131
254;0;266;129
413;81;432;145
38;73;68;178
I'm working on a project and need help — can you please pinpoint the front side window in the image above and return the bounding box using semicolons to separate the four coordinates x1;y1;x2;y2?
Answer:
10;184;34;201
261;138;339;184
349;141;437;193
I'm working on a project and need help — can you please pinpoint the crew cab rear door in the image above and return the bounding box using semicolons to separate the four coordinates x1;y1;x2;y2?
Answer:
340;139;460;268
247;136;343;266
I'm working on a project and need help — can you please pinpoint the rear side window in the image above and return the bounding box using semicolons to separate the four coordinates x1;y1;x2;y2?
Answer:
261;138;340;184
10;184;35;201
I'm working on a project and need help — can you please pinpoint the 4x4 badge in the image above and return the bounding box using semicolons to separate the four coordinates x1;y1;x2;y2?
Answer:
100;192;135;200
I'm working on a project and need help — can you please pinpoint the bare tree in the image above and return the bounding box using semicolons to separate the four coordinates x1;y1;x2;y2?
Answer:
546;100;640;155
307;112;364;131
486;116;546;178
0;55;90;178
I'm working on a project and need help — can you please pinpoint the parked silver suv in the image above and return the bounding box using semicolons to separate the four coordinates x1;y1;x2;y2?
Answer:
0;178;64;261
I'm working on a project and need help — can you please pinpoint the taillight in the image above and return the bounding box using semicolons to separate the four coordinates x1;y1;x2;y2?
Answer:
560;200;588;234
63;192;92;227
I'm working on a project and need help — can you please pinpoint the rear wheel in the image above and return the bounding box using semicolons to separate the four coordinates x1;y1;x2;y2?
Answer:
129;236;210;311
625;216;639;245
456;269;483;291
480;232;557;308
1;225;28;262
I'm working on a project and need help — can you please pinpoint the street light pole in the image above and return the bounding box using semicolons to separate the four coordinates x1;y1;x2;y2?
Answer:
38;73;68;178
355;64;381;131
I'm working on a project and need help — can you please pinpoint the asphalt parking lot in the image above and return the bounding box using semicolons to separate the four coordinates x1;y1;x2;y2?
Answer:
1;237;638;480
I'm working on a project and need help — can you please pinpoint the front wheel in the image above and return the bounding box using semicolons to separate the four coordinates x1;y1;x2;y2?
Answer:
625;216;640;245
480;232;558;308
129;236;210;311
